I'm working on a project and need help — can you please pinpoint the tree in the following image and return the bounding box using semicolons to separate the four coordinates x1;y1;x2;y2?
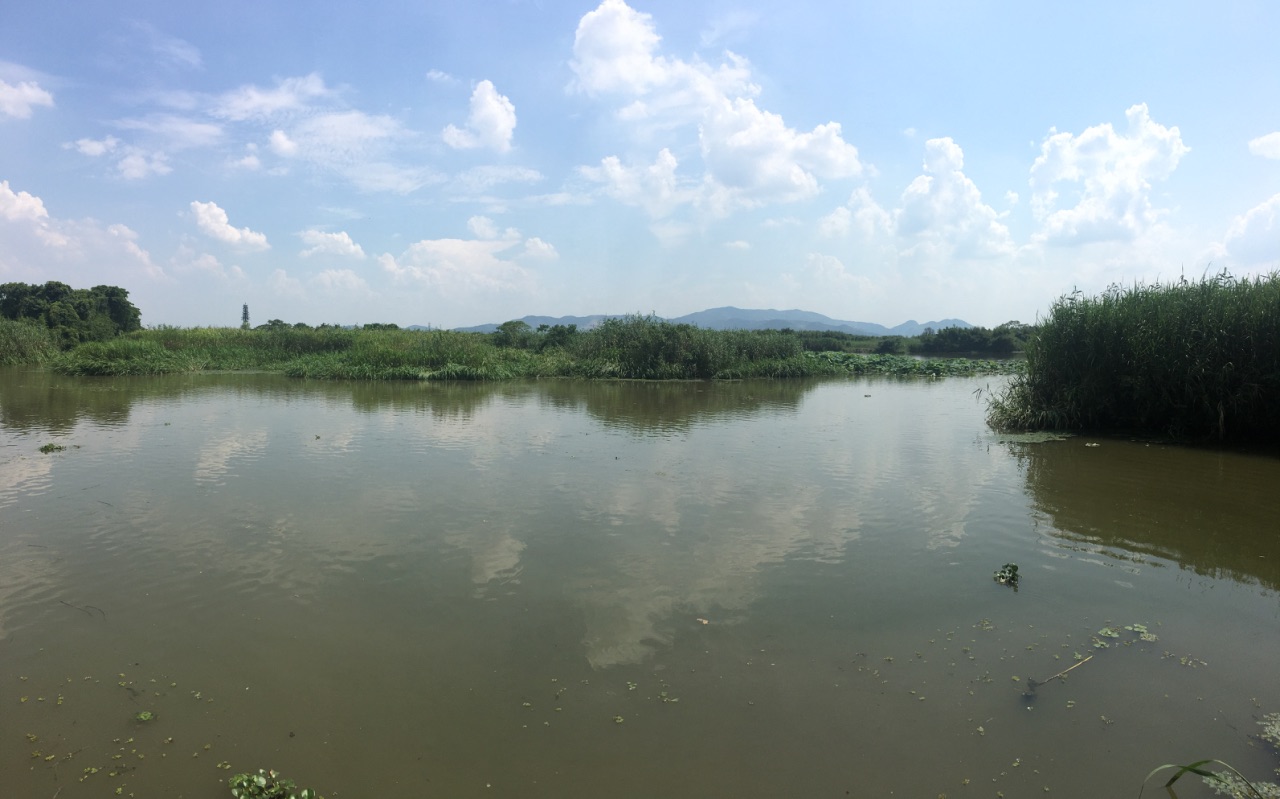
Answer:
493;320;533;348
241;304;250;330
0;281;142;346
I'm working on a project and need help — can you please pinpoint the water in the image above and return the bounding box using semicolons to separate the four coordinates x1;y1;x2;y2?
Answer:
2;367;1278;797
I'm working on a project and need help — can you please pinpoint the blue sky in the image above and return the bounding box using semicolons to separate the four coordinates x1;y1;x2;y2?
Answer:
2;0;1277;329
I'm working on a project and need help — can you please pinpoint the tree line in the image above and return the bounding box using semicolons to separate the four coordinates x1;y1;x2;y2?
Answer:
0;281;142;346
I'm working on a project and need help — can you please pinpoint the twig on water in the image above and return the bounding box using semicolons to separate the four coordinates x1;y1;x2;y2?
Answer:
59;600;107;620
1027;654;1094;692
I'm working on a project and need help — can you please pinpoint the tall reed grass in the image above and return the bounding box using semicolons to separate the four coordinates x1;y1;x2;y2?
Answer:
987;270;1280;441
0;319;60;365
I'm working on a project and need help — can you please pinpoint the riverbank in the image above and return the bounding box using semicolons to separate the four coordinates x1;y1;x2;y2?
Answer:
31;316;1018;381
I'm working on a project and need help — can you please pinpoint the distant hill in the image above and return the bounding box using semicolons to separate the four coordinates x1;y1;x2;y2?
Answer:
448;307;971;337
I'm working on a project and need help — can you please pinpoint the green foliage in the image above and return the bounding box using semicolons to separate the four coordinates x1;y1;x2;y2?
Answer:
228;768;323;799
0;281;141;350
988;270;1280;441
49;318;1021;382
0;318;61;364
915;322;1031;355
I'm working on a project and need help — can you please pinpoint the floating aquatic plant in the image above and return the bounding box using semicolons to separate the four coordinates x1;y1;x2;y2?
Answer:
228;768;323;799
993;563;1020;587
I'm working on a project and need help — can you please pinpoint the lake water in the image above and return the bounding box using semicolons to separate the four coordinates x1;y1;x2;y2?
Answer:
2;367;1278;798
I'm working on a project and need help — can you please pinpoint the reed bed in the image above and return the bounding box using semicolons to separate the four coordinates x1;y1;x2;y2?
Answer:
0;319;60;365
987;270;1280;441
43;317;1019;382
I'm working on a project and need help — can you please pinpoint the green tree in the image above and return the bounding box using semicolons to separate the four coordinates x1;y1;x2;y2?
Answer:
241;304;251;330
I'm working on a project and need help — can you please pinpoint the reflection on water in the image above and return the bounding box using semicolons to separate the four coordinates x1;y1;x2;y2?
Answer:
2;367;1278;798
1012;437;1280;591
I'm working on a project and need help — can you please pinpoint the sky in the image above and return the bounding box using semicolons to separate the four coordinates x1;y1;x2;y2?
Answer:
1;0;1278;329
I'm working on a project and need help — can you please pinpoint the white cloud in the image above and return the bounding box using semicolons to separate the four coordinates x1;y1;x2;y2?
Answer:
268;268;304;297
580;148;690;218
569;1;861;220
115;114;223;150
190;201;270;250
1222;193;1280;266
450;165;543;194
133;22;202;70
1248;132;1280;160
1030;103;1189;246
895;137;1013;258
0;180;51;224
230;153;261;170
70;136;121;157
269;129;298;156
0;183;166;282
426;69;457;85
522;237;558;260
442;80;517;153
0;78;54;118
117;149;171;180
214;73;331;121
379;234;537;294
467;215;520;241
171;246;245;280
724;239;750;250
313;268;369;293
299;229;365;259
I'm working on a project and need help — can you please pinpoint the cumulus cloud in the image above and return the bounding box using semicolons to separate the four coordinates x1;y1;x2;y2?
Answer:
522;237;558;260
214;73;330;121
1030;103;1189;245
1;182;166;281
580;148;690;217
379;229;544;294
442;80;517;152
570;0;861;219
1248;132;1280;160
1222;193;1280;266
895;137;1013;258
0;78;54;118
190;201;270;250
466;215;520;241
269;129;298;156
0;180;51;224
299;229;365;259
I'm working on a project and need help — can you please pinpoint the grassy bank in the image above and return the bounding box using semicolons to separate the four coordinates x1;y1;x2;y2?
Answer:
38;316;1016;381
987;270;1280;441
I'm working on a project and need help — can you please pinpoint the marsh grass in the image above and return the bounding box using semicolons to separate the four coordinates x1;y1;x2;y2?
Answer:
0;319;61;365
988;270;1280;442
49;317;1019;382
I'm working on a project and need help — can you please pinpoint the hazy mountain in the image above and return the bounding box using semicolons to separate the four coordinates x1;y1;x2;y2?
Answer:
449;308;971;336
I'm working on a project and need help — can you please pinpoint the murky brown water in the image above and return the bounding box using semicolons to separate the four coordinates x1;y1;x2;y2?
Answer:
2;366;1278;798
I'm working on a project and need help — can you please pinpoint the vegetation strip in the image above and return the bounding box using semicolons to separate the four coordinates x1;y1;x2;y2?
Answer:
4;314;1017;381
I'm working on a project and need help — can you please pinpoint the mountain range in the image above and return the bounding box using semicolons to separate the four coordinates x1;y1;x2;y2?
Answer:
444;307;971;337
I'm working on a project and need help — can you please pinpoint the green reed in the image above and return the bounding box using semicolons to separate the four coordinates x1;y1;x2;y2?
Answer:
46;319;1020;382
987;270;1280;441
0;319;61;365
